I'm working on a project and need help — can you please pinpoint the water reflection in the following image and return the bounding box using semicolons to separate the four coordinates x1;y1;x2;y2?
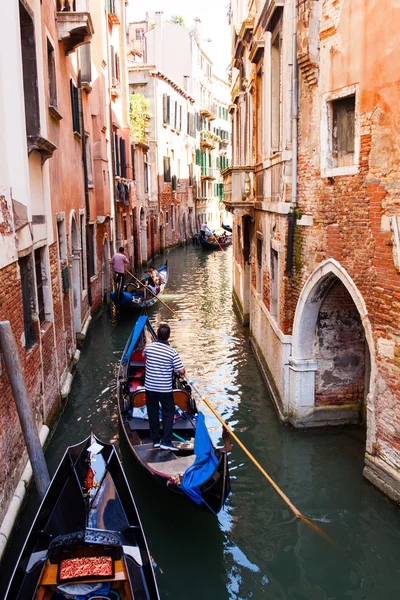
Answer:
1;245;400;600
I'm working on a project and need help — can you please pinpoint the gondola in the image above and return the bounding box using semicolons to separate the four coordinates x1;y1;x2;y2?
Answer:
117;316;231;514
111;263;168;309
199;234;232;250
5;435;159;600
221;224;232;233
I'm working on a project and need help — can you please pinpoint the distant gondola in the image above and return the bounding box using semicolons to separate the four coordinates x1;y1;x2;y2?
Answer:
221;224;232;233
199;234;232;250
111;263;168;309
117;316;231;514
5;435;159;600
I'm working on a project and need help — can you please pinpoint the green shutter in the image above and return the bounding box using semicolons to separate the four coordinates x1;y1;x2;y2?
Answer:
196;149;201;165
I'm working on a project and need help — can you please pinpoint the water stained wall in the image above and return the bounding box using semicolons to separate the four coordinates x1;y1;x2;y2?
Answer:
313;279;366;411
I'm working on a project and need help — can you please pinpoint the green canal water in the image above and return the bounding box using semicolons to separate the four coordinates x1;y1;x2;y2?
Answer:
1;244;400;599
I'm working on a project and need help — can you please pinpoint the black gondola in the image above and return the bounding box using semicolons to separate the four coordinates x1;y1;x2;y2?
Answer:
117;316;231;515
199;235;232;250
5;435;159;600
221;224;232;233
111;263;168;309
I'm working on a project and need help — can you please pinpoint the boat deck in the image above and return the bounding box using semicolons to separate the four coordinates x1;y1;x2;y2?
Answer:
134;443;195;477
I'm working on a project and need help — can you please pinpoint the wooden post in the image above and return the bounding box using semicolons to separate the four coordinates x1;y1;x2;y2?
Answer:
0;321;50;498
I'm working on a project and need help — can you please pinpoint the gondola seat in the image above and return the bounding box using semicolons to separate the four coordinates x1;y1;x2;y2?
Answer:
173;389;194;414
131;390;146;408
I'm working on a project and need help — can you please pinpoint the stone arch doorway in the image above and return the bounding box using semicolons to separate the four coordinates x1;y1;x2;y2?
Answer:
289;259;376;434
102;236;111;303
70;213;81;333
140;208;147;265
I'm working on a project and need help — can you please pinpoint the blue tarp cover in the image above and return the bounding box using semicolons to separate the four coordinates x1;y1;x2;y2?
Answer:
110;290;135;305
121;315;148;364
181;412;218;505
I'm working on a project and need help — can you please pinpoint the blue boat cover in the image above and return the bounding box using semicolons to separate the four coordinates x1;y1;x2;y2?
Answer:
110;290;135;305
181;412;218;505
121;315;148;364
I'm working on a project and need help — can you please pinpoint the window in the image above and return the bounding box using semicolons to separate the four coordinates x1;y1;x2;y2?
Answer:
256;235;263;294
166;210;169;225
131;144;136;180
34;247;51;324
70;80;81;135
47;38;57;109
170;205;174;229
57;217;67;261
163;156;171;182
271;32;281;152
88;224;96;278
172;175;177;191
120;137;127;178
80;214;87;291
80;43;92;86
256;65;263;160
332;96;355;168
163;94;171;124
84;134;93;186
270;248;278;317
136;28;144;40
20;2;40;138
113;132;120;176
19;254;36;349
144;153;149;193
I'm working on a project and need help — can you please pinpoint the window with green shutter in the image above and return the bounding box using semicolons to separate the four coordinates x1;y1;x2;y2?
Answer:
196;148;201;165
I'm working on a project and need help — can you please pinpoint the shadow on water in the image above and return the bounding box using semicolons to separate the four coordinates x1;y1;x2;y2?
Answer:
1;244;400;599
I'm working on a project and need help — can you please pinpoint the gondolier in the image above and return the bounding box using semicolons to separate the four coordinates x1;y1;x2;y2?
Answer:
111;246;129;284
143;323;185;451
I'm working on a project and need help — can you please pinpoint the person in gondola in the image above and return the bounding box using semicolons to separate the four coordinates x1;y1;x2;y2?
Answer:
111;246;129;285
148;266;161;292
142;323;185;451
200;222;208;239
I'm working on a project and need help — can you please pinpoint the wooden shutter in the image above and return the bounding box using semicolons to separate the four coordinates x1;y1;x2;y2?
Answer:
163;94;168;124
120;137;126;178
70;80;80;134
196;149;201;165
163;156;171;182
167;95;170;124
179;105;182;131
131;144;135;180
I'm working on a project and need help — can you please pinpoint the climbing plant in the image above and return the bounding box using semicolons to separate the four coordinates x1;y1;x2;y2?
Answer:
170;15;185;26
130;93;149;144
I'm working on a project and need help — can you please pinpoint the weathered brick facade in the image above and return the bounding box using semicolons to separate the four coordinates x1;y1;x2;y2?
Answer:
225;0;400;503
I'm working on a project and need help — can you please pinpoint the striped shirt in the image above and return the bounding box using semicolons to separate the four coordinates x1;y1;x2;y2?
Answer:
143;341;184;392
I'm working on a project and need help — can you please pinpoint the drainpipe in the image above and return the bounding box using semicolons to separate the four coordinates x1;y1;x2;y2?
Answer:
286;0;298;276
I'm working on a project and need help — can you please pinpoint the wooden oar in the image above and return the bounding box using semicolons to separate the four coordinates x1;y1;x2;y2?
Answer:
124;268;183;321
189;381;333;543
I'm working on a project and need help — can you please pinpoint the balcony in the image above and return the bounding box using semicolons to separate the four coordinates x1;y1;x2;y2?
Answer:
200;131;217;150
111;77;121;98
222;166;255;217
56;0;94;55
201;167;218;180
199;101;217;120
107;0;120;25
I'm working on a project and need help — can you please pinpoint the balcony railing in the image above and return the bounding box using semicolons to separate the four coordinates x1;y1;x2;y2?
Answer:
199;101;217;120
108;0;121;25
56;0;93;55
201;167;218;180
222;166;255;213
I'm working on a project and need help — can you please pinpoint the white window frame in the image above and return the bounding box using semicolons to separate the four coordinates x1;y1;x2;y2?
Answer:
320;84;360;178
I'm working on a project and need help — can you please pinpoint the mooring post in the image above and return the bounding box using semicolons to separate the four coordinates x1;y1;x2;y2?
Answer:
0;321;50;498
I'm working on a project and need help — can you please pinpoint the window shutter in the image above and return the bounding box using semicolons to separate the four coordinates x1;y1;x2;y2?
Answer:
174;101;178;129
179;105;182;131
196;149;201;165
167;95;170;124
131;144;135;179
163;156;171;182
120;137;126;178
209;154;212;168
111;46;115;80
163;94;167;124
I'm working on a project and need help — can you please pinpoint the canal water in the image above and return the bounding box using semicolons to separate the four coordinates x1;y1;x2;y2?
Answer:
1;244;400;599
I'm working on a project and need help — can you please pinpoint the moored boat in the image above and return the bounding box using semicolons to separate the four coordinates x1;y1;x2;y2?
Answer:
117;316;231;514
111;263;168;309
221;224;232;233
5;435;159;600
